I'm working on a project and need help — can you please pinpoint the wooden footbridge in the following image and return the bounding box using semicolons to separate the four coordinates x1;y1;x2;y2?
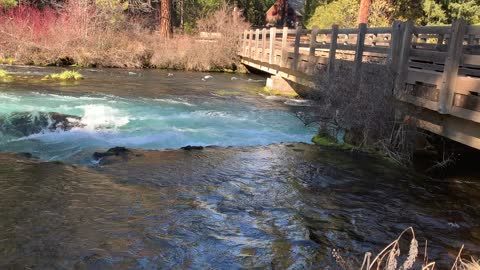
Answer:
239;20;480;150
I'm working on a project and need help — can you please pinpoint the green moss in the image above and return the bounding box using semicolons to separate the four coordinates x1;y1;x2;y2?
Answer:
311;131;353;150
263;87;299;98
0;70;10;77
0;69;14;82
213;90;243;96
43;71;83;81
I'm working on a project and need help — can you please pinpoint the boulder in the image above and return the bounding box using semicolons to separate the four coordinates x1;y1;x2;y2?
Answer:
0;111;84;137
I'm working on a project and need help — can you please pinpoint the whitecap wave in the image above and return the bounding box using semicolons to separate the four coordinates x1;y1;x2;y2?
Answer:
77;104;129;130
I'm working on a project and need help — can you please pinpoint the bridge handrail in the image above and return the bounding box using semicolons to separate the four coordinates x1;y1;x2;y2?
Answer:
239;19;480;127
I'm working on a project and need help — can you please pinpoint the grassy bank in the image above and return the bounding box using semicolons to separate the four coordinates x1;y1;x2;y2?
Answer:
0;2;248;71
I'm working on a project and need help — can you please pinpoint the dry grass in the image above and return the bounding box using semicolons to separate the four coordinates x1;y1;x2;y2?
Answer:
333;227;479;270
0;1;248;70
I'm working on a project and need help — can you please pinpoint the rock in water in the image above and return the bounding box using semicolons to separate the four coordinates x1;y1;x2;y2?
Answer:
181;145;204;151
92;147;141;165
93;147;130;160
0;112;84;137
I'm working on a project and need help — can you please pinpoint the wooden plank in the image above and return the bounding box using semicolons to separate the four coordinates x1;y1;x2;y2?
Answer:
389;21;403;72
456;76;480;95
328;24;339;75
407;68;441;86
411;107;480;150
407;69;480;95
242;30;248;56
414;26;451;35
353;23;367;80
254;29;260;59
459;66;480;77
454;93;480;112
366;27;392;34
409;49;447;63
438;19;467;114
450;106;480;123
249;29;254;58
467;25;480;35
281;27;288;67
395;21;413;96
261;28;267;61
338;28;362;34
309;27;319;56
269;27;276;64
398;93;439;111
292;26;302;71
462;54;480;66
409;61;445;72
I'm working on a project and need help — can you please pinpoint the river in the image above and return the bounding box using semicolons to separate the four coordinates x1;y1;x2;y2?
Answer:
0;66;479;269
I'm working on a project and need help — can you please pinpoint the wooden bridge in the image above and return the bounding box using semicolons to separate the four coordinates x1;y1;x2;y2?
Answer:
239;20;480;150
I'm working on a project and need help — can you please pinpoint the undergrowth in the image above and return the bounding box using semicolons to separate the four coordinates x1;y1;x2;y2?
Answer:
0;1;249;70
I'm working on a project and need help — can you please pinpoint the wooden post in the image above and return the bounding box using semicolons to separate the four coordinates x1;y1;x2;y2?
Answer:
438;19;467;114
242;30;248;56
394;21;413;97
269;27;276;64
292;26;302;71
309;27;319;56
328;24;339;75
281;27;289;67
388;21;402;74
262;28;267;61
467;34;475;45
249;29;254;58
353;23;367;82
436;33;445;49
307;26;319;74
254;29;260;59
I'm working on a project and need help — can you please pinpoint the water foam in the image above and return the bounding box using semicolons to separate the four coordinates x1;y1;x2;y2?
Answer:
77;104;130;130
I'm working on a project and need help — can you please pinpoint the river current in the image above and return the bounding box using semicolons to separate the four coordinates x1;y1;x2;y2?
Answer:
0;66;479;269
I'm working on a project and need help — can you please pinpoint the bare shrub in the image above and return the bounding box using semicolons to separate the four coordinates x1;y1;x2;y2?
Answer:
0;0;247;70
312;62;416;164
149;3;249;70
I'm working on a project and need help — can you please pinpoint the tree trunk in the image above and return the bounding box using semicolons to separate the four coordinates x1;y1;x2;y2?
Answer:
357;0;371;25
160;0;173;38
282;0;288;27
179;0;184;31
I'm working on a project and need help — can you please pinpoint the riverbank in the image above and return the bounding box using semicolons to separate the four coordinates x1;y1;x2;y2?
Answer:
0;3;248;71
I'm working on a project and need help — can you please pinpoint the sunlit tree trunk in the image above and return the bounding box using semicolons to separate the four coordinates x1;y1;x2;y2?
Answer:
160;0;173;38
357;0;371;24
180;0;184;31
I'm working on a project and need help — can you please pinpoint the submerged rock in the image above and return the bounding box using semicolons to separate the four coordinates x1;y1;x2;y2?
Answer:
0;112;84;137
93;147;141;165
93;147;130;159
181;145;204;151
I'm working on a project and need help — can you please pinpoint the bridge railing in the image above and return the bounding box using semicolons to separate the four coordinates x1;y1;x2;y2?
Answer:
239;21;480;129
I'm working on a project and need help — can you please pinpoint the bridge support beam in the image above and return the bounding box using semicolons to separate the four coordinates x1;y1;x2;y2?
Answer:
266;75;299;97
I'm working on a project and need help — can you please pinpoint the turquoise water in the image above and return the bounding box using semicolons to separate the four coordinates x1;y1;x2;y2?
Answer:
0;68;316;161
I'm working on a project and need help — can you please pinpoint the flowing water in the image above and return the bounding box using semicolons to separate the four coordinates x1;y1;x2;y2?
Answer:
0;66;479;269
